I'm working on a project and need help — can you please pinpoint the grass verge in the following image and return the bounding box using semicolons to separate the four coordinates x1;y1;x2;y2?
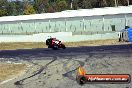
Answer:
0;39;130;50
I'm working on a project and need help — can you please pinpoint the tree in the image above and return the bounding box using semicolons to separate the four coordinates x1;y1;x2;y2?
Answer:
15;0;24;15
0;9;8;17
77;0;83;8
106;0;115;7
4;0;24;16
72;0;78;10
0;0;131;16
47;6;55;13
7;1;19;16
99;0;107;7
34;0;49;13
0;0;8;16
130;0;132;5
82;0;92;9
23;4;36;15
56;0;68;11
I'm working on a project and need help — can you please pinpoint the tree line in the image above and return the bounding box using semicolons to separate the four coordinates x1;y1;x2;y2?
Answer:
0;0;132;17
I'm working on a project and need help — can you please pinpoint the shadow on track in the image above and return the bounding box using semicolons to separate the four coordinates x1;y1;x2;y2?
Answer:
0;44;132;59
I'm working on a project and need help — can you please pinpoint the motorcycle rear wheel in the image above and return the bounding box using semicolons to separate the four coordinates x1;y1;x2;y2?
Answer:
53;44;59;50
61;44;66;49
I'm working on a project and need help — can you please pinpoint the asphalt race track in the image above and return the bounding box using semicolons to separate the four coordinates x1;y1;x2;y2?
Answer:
0;44;132;59
0;44;132;88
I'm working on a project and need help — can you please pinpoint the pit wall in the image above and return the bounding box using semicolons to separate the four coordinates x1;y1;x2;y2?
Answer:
0;32;119;43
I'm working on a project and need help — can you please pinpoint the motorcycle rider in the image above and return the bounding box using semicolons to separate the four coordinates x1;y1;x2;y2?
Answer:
46;36;66;49
46;36;53;45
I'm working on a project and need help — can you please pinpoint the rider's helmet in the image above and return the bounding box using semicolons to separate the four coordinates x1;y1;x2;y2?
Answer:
47;36;52;39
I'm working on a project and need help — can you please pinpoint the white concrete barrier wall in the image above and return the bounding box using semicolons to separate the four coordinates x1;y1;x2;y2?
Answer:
59;32;119;42
0;32;119;43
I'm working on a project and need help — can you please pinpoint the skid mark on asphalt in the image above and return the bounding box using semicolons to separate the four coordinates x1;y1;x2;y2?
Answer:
62;57;85;81
85;54;93;62
62;59;76;80
14;57;57;88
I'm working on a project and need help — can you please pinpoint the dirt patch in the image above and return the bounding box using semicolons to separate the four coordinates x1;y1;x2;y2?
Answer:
0;64;27;82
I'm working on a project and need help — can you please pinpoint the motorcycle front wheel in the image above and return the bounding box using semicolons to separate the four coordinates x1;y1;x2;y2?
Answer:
61;44;66;49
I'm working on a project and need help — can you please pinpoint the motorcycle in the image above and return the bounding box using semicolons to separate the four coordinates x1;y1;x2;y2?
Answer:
46;37;66;50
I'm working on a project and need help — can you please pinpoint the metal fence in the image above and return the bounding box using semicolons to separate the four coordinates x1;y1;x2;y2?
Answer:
0;13;132;35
